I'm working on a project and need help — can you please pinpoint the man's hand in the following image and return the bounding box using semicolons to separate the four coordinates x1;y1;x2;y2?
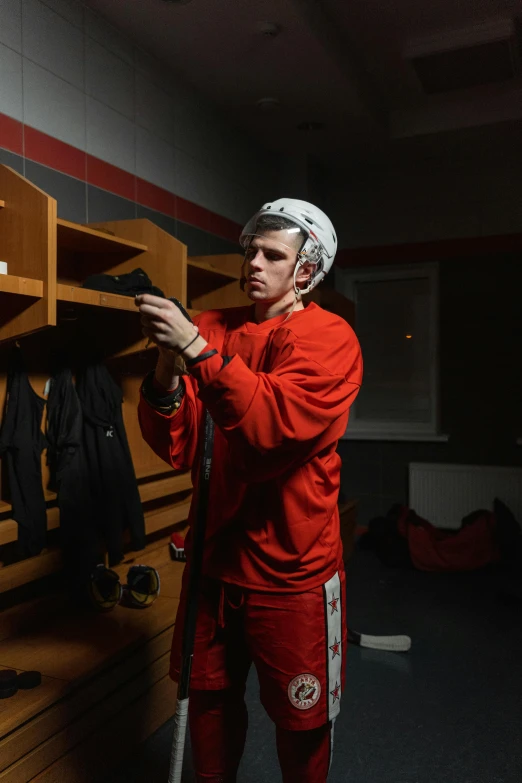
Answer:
135;294;197;353
135;295;208;387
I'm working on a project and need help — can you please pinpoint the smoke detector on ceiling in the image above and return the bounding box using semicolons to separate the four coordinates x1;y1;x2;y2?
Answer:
256;97;280;111
405;17;521;94
256;21;281;38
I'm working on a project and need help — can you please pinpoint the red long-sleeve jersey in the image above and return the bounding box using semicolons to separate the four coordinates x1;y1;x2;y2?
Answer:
138;302;362;592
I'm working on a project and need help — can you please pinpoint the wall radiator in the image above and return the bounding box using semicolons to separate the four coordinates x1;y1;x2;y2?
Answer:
408;463;522;529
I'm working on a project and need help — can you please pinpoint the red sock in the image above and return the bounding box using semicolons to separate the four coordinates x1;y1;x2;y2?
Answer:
189;687;248;782
276;722;333;783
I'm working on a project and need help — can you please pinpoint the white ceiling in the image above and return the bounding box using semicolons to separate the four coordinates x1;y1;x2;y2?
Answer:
84;0;522;168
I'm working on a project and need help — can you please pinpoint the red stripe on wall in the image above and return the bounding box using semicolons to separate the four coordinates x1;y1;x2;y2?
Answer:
210;212;243;244
24;126;86;181
87;155;135;201
0;113;23;155
0;113;245;241
177;197;240;243
137;178;176;217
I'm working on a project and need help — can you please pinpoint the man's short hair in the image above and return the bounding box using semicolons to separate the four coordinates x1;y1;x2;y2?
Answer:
256;214;307;250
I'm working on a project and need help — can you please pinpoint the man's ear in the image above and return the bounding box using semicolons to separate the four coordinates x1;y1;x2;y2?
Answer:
295;261;315;286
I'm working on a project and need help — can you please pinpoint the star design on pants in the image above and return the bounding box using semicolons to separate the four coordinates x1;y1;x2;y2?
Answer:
330;637;341;658
330;682;341;702
329;595;339;614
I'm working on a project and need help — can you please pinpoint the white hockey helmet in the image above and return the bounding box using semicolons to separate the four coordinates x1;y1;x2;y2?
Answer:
240;198;338;295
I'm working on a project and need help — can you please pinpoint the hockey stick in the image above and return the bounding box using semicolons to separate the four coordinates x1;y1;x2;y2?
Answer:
348;627;411;652
167;408;214;782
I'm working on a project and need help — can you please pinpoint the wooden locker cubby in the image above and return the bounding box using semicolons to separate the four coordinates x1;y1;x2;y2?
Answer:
0;165;56;344
0;165;195;781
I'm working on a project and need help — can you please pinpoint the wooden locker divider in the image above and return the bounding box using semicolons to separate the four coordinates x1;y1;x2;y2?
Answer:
188;253;248;311
0;165;56;343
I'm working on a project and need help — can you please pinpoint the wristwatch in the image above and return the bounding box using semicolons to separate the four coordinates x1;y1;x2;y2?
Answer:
140;371;185;414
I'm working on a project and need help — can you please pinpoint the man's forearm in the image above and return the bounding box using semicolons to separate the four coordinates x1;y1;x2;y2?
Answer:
154;353;181;391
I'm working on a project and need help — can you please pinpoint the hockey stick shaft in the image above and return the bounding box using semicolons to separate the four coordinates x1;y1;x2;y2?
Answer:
348;628;411;652
168;697;189;783
168;410;214;783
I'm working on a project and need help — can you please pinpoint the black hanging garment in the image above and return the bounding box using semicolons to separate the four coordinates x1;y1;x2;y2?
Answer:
0;348;47;556
47;363;145;592
75;363;145;566
46;367;100;592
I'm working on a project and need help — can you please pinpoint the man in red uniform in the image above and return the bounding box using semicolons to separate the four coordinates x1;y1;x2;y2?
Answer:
136;199;362;782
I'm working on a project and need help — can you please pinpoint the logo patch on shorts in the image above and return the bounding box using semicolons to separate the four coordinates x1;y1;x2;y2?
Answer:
288;673;321;711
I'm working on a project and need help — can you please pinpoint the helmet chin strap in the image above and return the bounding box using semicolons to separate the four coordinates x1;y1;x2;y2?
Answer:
283;292;301;323
283;259;306;323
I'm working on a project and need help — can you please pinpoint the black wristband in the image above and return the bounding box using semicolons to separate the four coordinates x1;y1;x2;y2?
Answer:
178;333;199;353
186;349;218;368
141;371;185;413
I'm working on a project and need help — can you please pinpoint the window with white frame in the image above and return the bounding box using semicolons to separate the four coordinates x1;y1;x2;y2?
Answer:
335;263;441;439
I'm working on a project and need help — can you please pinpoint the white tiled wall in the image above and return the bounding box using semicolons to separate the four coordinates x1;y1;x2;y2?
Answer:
136;126;176;195
0;41;23;121
84;7;132;64
0;0;23;52
0;0;277;222
85;37;134;120
41;0;83;28
22;0;84;89
86;96;134;172
135;73;177;144
23;58;86;148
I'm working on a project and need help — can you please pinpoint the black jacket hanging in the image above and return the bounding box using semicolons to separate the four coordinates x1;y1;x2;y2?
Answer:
0;347;47;556
47;363;145;582
46;367;101;590
75;362;145;566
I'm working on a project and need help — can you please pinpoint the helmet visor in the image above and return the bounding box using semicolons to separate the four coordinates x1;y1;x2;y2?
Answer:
241;230;305;260
240;211;310;252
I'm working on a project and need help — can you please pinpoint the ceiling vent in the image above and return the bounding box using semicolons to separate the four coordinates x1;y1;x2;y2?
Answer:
405;18;520;94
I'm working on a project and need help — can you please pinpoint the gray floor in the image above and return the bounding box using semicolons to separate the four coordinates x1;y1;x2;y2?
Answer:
102;549;522;782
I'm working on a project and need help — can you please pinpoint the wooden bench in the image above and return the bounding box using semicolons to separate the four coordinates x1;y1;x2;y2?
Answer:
0;535;183;783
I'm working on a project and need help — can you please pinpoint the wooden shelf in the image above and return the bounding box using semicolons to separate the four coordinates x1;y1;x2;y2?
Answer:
0;548;63;593
57;283;138;312
187;258;241;302
0;508;60;547
139;473;192;504
57;218;148;254
135;465;175;482
187;258;241;280
0;200;5;208
0;274;43;298
145;500;191;536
